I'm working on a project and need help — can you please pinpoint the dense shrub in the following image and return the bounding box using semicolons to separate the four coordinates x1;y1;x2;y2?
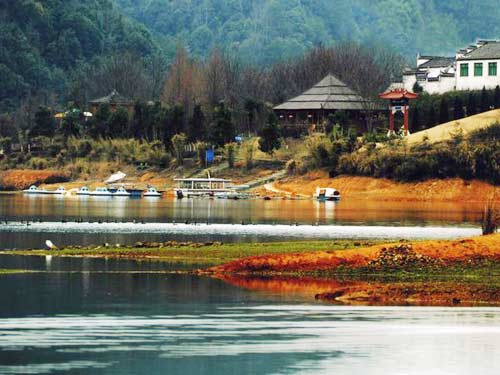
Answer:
333;123;500;184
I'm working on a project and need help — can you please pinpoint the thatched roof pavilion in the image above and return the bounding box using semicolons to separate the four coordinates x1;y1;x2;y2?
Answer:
273;74;375;136
274;74;369;112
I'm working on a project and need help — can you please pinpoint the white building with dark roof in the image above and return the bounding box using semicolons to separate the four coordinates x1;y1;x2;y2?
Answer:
400;40;500;94
456;40;500;91
402;55;456;94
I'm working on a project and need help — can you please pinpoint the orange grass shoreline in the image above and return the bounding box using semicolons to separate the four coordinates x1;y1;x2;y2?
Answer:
205;234;500;306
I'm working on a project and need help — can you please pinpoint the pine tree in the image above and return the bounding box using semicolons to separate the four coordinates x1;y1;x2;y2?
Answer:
480;87;491;112
467;92;477;116
411;107;420;131
439;97;449;124
209;101;235;147
32;106;55;137
428;105;437;127
453;96;465;120
258;112;282;156
187;104;206;142
494;86;500;108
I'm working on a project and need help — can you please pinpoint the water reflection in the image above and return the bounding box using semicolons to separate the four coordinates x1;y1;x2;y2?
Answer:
0;269;499;375
0;194;485;225
0;194;485;249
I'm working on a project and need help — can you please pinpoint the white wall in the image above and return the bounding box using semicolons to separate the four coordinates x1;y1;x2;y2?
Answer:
456;59;500;90
402;74;417;92
423;76;456;95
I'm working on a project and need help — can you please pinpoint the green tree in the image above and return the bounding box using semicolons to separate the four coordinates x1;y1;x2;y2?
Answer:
494;86;500;108
171;133;187;166
209;101;235;147
428;105;437;127
411;107;420;131
480;87;491;113
108;108;129;138
453;96;465;120
224;142;237;168
187;104;206;142
467;92;477;116
60;110;81;139
32;106;55;137
258;112;282;156
412;81;423;93
88;104;111;138
439;97;450;124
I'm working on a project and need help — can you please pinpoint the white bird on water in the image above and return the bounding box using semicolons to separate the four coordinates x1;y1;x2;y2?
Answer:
45;240;58;250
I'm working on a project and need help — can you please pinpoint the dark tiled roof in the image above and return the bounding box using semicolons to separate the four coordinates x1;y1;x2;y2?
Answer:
458;42;500;60
89;90;133;105
419;57;454;68
273;74;371;111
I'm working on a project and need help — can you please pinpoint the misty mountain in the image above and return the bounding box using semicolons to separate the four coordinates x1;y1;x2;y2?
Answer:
115;0;500;63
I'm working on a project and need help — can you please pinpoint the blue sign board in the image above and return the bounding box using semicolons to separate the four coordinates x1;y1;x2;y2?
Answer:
205;149;214;164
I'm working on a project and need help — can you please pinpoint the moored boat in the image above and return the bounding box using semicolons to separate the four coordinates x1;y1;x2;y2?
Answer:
143;187;162;197
23;185;66;195
23;185;43;194
114;186;131;197
46;186;66;195
76;186;90;195
89;187;113;196
314;187;341;201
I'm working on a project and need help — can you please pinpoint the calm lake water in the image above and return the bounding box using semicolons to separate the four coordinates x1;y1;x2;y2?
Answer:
0;194;484;249
0;256;499;375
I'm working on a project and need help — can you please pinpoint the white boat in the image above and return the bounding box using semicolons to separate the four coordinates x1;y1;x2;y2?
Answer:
174;172;233;199
23;185;45;194
314;187;341;201
89;187;113;196
143;187;162;197
23;185;66;195
46;186;66;195
113;186;131;197
76;186;90;195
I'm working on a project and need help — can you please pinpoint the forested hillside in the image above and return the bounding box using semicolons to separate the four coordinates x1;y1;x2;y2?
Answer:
0;0;158;111
116;0;500;64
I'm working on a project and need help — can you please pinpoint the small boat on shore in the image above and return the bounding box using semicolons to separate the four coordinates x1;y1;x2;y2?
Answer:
314;187;341;201
143;187;162;197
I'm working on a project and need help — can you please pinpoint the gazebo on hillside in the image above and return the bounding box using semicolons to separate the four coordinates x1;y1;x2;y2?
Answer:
88;90;134;116
273;74;374;135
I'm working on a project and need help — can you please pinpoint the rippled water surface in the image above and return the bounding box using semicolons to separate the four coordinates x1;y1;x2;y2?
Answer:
0;260;499;375
0;194;484;248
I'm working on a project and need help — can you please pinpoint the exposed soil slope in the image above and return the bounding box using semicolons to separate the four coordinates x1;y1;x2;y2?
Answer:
0;170;69;190
273;172;499;202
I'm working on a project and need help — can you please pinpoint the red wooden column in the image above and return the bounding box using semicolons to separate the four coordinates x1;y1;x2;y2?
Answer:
403;106;409;136
379;89;418;137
